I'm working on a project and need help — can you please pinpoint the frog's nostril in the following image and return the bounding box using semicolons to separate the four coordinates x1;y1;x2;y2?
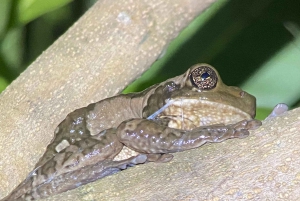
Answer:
240;91;245;97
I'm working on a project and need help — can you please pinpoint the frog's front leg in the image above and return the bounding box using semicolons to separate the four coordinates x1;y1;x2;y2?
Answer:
116;119;262;154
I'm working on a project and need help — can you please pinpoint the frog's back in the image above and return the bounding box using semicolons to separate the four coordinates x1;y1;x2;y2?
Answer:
36;94;144;167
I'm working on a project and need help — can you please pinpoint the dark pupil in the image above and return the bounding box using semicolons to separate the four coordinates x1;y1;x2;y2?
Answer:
201;72;210;80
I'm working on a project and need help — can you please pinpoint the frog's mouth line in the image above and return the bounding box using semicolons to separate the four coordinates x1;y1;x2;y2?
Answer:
148;99;252;130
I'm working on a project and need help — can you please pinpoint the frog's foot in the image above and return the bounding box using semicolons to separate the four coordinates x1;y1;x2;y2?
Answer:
190;119;261;144
232;119;262;131
265;103;288;120
228;119;262;138
146;153;174;163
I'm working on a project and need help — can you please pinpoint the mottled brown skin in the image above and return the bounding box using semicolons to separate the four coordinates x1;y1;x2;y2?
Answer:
2;64;261;201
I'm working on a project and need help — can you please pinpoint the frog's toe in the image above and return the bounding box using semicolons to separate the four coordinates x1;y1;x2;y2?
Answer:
117;154;147;169
155;153;173;163
119;164;128;169
232;119;261;130
146;153;174;163
232;120;248;129
130;154;148;164
266;103;288;119
246;119;262;130
234;129;250;138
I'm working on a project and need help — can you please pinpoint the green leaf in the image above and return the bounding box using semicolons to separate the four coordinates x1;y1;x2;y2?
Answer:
17;0;73;24
0;0;11;37
1;27;23;72
241;30;300;109
0;76;9;93
256;107;273;120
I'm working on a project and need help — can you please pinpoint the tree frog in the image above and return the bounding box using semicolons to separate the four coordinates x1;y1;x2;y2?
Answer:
2;64;262;201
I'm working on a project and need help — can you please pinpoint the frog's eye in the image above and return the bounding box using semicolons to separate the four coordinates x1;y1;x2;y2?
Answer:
189;66;218;90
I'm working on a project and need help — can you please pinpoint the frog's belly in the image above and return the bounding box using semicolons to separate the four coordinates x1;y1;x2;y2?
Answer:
160;99;251;130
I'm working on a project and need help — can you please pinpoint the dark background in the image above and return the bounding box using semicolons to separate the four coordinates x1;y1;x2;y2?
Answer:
1;0;299;119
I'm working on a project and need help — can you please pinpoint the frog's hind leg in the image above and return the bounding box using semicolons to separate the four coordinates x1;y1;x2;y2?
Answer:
2;155;147;201
116;118;262;154
2;128;129;201
35;106;101;168
26;155;147;200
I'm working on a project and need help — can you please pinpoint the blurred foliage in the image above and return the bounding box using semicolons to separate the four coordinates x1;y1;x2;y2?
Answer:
17;0;73;24
0;0;96;83
0;0;300;120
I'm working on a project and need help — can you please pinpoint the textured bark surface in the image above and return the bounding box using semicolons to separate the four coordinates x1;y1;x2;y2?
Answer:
0;0;217;199
44;107;300;200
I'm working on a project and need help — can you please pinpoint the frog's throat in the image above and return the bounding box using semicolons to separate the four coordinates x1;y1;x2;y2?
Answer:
154;99;252;130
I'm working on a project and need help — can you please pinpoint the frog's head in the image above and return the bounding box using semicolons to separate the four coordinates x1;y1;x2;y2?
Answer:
163;64;256;129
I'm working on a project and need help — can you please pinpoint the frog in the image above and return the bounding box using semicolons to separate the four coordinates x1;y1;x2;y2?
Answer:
2;64;262;201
